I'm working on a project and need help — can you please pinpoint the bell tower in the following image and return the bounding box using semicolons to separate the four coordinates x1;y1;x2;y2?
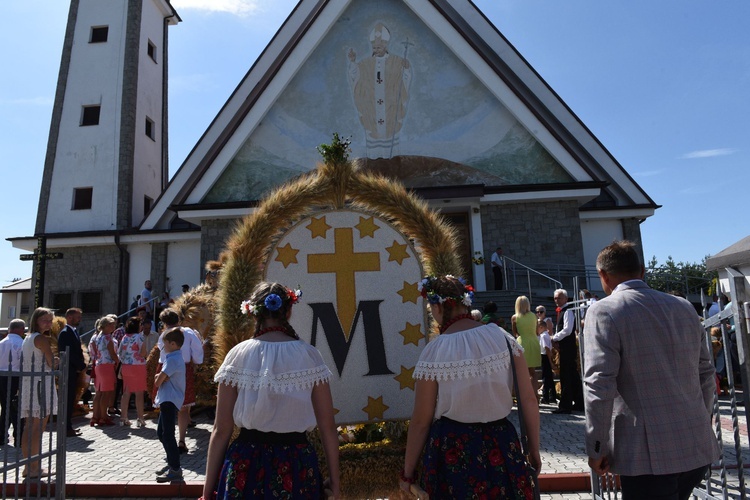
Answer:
35;0;180;234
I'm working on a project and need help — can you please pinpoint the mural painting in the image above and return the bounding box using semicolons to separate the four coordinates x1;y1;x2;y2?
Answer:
204;0;572;204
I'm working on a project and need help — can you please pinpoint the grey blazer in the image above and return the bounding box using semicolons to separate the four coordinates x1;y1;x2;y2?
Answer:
582;280;720;476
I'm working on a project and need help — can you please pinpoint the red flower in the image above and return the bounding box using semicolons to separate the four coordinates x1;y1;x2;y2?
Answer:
256;467;265;482
489;448;503;466
282;473;293;492
235;471;247;491
445;448;459;465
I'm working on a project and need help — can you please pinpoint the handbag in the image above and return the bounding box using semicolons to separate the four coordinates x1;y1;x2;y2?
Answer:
506;337;542;500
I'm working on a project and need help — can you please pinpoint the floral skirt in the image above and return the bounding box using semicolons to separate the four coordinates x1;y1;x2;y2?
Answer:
421;417;536;499
216;429;324;499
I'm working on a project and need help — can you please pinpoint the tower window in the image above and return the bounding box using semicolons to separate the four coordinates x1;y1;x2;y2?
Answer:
72;187;93;210
145;117;155;140
81;105;101;126
147;40;157;62
144;195;153;215
90;26;109;43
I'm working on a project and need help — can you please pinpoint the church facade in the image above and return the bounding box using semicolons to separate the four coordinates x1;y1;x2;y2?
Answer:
10;0;657;322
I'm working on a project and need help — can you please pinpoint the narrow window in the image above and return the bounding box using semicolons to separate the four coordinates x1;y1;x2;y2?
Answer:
81;105;101;126
144;195;153;215
147;40;157;62
51;293;73;312
145;117;155;140
72;187;93;210
90;26;109;43
80;291;102;314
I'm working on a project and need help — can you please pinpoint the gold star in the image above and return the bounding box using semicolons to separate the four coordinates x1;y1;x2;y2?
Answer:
399;322;423;346
385;240;410;265
394;366;416;391
362;395;389;420
306;216;331;239
397;281;420;303
355;216;379;238
275;243;299;268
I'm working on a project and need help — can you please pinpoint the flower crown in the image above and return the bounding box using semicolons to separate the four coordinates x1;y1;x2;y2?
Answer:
240;287;302;316
417;275;474;307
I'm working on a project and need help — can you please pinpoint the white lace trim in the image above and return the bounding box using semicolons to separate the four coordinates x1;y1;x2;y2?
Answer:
215;363;332;393
413;327;524;381
414;350;512;381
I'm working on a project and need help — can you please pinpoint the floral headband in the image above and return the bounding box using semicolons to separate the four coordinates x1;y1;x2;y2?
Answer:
418;275;474;307
240;288;302;316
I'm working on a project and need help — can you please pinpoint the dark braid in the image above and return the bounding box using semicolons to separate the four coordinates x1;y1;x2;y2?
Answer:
432;276;470;329
248;281;299;339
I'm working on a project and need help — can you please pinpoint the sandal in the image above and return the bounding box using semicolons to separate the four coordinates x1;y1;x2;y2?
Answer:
90;418;97;427
99;418;116;426
119;419;132;426
137;418;147;428
178;440;188;454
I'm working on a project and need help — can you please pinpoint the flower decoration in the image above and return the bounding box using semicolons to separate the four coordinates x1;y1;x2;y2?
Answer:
264;294;283;311
471;252;485;265
240;287;303;317
419;275;474;307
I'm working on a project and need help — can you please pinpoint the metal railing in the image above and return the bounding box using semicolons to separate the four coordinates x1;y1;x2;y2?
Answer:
79;296;159;343
502;256;564;301
1;348;68;500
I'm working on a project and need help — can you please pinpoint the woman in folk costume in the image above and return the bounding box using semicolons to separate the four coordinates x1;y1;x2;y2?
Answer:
400;275;541;499
202;282;340;499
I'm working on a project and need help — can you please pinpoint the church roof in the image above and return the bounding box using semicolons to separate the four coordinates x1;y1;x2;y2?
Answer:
706;235;750;271
142;0;657;230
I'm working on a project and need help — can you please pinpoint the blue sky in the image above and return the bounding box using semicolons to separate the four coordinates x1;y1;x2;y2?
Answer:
1;0;748;286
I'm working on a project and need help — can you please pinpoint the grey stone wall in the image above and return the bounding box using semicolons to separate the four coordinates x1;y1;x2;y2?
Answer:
480;200;585;290
150;243;168;299
39;245;122;329
200;219;239;274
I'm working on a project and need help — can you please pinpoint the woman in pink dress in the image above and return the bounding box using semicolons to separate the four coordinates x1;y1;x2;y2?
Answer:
117;316;149;427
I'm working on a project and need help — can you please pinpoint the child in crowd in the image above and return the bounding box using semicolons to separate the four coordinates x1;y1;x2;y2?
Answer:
89;314;119;426
154;327;186;483
538;318;557;404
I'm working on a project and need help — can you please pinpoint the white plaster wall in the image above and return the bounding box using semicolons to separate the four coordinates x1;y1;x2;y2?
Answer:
580;219;623;291
166;240;201;295
132;0;166;225
127;243;152;304
45;1;128;233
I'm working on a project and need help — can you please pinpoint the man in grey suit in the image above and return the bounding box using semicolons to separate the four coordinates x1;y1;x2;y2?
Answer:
583;241;719;499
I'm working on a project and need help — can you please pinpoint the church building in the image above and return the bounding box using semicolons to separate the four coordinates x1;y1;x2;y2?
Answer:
10;0;657;320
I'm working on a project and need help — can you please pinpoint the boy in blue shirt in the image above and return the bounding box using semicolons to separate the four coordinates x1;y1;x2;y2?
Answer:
154;327;185;482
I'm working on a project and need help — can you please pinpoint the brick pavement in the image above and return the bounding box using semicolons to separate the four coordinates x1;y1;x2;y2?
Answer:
1;399;747;498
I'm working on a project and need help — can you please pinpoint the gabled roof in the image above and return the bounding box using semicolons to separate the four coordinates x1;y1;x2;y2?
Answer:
706;235;750;271
1;278;31;293
142;0;657;230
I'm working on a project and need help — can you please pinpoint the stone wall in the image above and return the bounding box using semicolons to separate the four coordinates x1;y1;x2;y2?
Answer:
480;200;585;291
200;219;239;274
38;245;123;330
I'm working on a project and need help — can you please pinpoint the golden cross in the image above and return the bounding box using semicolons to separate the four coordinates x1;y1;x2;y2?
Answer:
308;227;380;337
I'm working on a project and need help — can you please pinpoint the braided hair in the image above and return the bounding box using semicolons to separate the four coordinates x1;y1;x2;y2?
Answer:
245;282;300;339
421;275;473;330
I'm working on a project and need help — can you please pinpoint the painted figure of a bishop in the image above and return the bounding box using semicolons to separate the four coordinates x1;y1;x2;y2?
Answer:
348;23;412;159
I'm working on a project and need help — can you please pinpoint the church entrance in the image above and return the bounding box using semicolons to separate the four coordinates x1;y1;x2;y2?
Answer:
441;212;474;285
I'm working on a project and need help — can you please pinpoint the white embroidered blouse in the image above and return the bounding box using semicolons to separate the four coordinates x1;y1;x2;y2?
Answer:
214;338;332;433
413;323;523;423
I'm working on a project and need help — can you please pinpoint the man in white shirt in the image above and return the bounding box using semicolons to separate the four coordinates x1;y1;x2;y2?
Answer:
552;289;584;414
139;279;153;313
0;319;25;445
490;246;504;290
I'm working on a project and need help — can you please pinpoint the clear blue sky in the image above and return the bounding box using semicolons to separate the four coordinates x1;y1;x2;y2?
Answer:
2;0;748;286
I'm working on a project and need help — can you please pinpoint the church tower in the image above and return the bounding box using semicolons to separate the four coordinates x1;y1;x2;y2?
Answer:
35;0;180;234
